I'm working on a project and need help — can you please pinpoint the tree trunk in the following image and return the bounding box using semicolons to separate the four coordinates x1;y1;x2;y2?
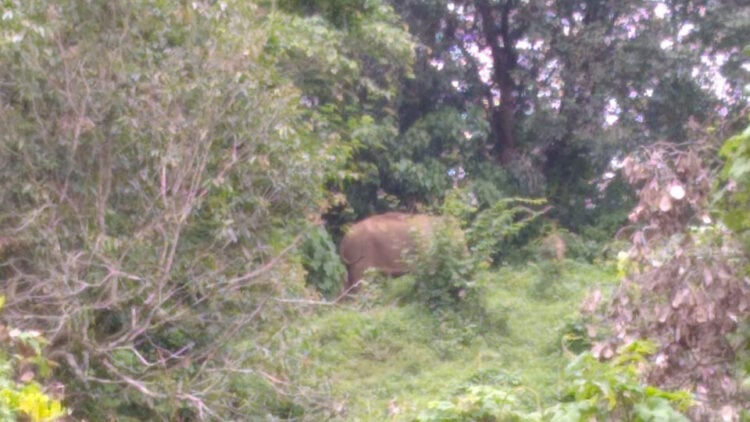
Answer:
476;0;518;164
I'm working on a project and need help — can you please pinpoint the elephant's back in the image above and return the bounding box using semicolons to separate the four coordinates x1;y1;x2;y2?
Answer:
339;213;416;264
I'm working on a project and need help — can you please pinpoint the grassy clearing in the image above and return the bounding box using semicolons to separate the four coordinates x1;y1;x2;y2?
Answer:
281;259;618;420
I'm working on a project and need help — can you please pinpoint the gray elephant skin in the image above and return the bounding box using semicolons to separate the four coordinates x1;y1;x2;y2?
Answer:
339;212;440;289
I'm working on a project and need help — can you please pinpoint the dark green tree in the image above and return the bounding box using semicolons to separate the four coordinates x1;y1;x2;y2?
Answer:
385;0;749;230
268;0;417;221
0;0;349;418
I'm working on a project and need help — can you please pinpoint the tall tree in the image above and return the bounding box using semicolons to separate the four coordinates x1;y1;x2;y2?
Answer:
389;0;749;229
270;0;416;220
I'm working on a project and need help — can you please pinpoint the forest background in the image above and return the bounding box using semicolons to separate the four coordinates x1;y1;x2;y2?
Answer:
0;0;749;420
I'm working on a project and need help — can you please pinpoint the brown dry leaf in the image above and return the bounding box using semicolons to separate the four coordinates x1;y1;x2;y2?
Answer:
720;405;736;422
629;205;645;222
694;290;707;306
16;341;36;358
694;305;708;323
19;371;34;383
739;297;750;313
658;305;671;323
632;231;645;245
717;266;731;281
586;324;598;338
669;184;686;200
591;342;609;359
703;267;714;287
659;194;673;212
672;288;691;308
580;289;602;314
686;150;700;173
621;156;633;173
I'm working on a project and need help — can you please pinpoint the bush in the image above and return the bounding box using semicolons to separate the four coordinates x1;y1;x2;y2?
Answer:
550;341;691;421
0;297;66;421
413;341;690;422
301;224;346;298
407;216;474;310
602;135;750;419
0;1;328;418
464;197;549;266
443;188;550;266
717;120;750;252
416;385;538;422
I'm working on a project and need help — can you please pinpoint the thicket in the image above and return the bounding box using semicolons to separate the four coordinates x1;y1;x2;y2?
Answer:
415;341;691;421
591;118;750;420
0;297;66;421
0;1;332;419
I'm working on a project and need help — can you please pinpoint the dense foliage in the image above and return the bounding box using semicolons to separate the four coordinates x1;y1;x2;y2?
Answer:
0;0;748;420
718;120;750;251
0;1;333;418
385;0;749;231
594;124;750;419
415;341;692;421
0;297;66;421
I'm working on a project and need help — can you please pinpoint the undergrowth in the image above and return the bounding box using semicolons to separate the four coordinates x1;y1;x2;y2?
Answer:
260;259;618;420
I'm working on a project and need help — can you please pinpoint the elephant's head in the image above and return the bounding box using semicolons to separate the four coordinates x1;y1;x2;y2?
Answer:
338;212;442;290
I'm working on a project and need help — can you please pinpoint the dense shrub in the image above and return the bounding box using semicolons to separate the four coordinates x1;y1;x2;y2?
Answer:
301;224;347;298
0;297;66;421
0;1;330;418
549;341;691;421
414;341;690;422
596;130;750;419
717;120;750;252
406;217;474;310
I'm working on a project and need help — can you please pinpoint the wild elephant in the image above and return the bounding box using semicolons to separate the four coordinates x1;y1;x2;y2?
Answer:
339;212;444;290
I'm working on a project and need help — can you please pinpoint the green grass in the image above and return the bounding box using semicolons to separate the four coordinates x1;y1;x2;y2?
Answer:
273;259;618;420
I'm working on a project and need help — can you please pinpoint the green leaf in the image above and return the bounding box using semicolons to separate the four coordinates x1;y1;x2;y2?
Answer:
728;158;750;180
632;397;689;422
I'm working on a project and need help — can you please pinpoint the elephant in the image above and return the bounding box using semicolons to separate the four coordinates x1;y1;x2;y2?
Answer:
338;212;443;290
